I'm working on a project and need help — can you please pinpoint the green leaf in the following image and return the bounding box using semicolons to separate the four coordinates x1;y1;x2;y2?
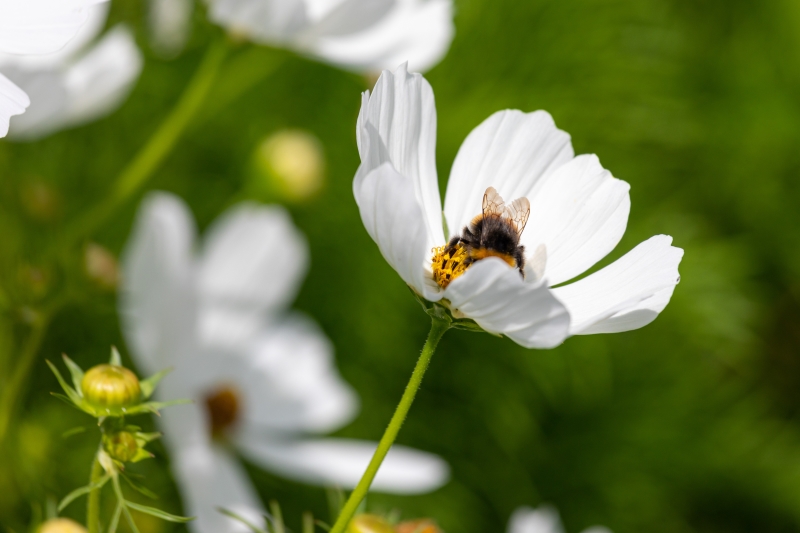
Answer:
61;354;85;395
139;368;172;399
129;448;155;463
217;508;266;533
122;505;142;533
125;501;194;523
127;398;192;416
57;475;109;512
110;346;122;366
109;503;123;533
46;360;83;407
61;426;88;439
121;472;158;499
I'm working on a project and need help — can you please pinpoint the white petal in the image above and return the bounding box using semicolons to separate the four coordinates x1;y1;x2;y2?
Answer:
7;25;143;140
552;235;683;335
237;313;358;434
169;442;266;533
0;4;109;69
443;110;573;239
356;63;443;246
236;437;450;494
149;0;194;57
0;72;30;137
301;0;394;38
60;26;142;125
444;258;570;349
353;162;439;299
206;0;308;44
523;154;630;285
507;506;564;533
0;0;109;55
119;192;198;375
197;203;308;339
306;0;454;73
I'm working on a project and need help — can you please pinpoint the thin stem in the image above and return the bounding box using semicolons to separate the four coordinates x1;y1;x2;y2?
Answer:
87;454;104;533
62;37;229;244
329;317;450;533
0;311;50;446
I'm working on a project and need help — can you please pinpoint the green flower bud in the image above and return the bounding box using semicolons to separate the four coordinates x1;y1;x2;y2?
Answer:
250;129;325;203
38;518;87;533
104;430;139;462
347;514;395;533
81;364;141;412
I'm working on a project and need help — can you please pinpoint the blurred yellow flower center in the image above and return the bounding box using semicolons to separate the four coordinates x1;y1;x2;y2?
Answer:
38;518;87;533
204;385;241;436
347;514;395;533
396;519;442;533
81;364;141;409
431;243;470;289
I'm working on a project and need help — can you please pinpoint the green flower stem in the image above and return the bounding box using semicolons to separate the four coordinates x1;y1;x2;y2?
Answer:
0;311;51;446
62;37;229;245
329;317;450;533
87;453;104;533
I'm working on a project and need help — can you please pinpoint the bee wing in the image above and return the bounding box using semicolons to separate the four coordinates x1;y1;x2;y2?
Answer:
505;197;530;237
482;187;506;218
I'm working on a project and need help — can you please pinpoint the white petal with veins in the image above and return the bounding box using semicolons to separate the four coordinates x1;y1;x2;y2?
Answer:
444;258;570;348
444;110;574;238
356;63;444;247
523;154;630;286
553;235;683;335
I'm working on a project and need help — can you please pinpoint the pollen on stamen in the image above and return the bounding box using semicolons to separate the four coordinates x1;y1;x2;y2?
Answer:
432;244;470;289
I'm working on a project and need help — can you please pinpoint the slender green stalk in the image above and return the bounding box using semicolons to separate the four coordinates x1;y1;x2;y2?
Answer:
329;317;450;533
87;454;104;533
0;311;50;446
62;37;229;244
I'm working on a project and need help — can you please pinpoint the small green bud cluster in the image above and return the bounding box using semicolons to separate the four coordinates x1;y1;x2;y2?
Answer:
47;346;186;418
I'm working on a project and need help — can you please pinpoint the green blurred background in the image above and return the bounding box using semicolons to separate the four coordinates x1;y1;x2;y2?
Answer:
4;0;800;531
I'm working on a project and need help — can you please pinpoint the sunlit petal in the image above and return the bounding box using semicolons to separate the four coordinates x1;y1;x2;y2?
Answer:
553;235;683;335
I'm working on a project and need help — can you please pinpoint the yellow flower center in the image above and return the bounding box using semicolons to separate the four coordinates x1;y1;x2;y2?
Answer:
204;385;241;437
431;243;518;289
431;244;470;289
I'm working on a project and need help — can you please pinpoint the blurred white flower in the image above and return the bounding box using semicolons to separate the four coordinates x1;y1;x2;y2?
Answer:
0;0;110;137
149;0;194;57
508;506;611;533
354;64;684;348
205;0;454;73
120;192;450;533
0;4;143;140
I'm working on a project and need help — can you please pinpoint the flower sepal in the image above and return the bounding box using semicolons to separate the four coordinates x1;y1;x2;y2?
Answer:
410;289;500;336
47;347;190;418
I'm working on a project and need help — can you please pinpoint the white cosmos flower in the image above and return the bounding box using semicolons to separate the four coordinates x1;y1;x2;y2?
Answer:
508;506;611;533
354;64;684;349
205;0;454;73
120;192;450;533
0;4;143;140
0;0;110;137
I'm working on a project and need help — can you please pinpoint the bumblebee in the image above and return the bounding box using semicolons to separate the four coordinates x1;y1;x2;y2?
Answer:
432;187;530;289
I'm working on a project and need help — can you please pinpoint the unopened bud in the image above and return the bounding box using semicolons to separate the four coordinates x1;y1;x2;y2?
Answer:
38;518;87;533
347;514;395;533
396;519;442;533
84;243;120;290
104;430;139;462
81;364;141;411
251;129;325;202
